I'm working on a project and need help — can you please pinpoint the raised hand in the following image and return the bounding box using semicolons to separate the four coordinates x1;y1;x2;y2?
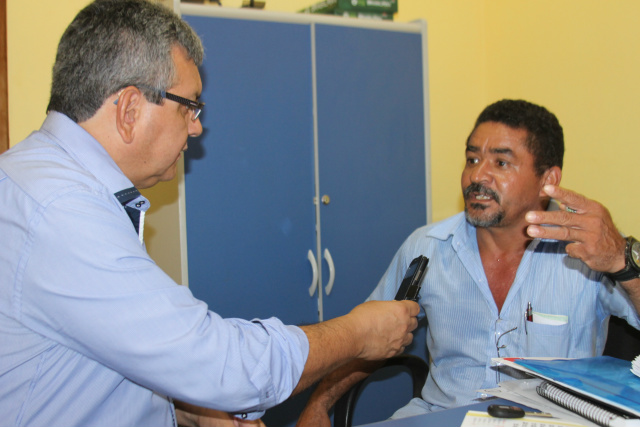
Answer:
525;184;626;273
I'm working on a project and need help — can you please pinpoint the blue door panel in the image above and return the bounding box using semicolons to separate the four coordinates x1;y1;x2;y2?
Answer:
315;25;427;320
315;24;428;427
183;16;318;325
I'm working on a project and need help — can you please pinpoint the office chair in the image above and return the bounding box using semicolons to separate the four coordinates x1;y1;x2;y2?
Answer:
333;354;429;427
604;316;640;361
328;317;635;427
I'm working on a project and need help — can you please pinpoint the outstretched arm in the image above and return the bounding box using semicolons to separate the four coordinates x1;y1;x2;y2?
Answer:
175;402;266;427
174;299;418;427
525;184;640;310
294;299;419;395
296;359;382;427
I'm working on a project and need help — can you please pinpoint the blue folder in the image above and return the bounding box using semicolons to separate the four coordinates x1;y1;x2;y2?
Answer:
515;356;640;418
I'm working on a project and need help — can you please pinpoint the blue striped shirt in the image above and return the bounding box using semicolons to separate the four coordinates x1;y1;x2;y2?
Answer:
0;112;308;427
368;213;640;417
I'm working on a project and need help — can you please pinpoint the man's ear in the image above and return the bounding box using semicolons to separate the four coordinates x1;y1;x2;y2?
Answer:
539;166;562;196
115;87;143;144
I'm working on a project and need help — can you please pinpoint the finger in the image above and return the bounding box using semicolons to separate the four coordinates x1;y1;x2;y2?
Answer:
525;209;577;227
409;316;418;332
401;300;420;316
542;185;586;212
527;223;587;242
557;201;579;214
564;241;586;260
403;332;414;347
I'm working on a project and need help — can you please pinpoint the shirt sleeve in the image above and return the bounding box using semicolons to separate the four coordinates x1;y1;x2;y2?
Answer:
17;189;309;414
368;248;405;302
598;274;640;330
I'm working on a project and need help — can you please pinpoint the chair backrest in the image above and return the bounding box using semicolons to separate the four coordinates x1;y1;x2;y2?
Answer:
604;316;640;361
333;354;429;427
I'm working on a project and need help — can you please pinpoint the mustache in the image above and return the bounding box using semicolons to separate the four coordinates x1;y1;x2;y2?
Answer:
463;183;500;204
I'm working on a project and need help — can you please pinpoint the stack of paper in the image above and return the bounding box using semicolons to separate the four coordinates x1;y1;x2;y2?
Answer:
632;355;640;379
461;410;588;427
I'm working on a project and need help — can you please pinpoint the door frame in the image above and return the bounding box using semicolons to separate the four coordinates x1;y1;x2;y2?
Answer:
1;0;8;154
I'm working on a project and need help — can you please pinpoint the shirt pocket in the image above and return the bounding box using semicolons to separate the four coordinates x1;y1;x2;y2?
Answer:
523;316;571;356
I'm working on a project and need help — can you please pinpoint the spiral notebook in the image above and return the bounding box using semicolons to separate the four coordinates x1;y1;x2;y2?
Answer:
511;357;640;427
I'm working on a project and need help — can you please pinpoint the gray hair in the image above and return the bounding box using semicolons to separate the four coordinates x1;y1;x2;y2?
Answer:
47;0;204;123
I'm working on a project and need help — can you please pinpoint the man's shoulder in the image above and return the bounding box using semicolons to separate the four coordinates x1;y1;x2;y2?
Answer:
395;213;467;257
0;133;104;206
408;212;466;241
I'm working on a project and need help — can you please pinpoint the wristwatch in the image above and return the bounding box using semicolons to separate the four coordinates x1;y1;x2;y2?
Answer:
608;236;640;282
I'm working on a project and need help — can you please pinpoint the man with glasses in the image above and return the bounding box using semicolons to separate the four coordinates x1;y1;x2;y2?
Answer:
0;1;419;426
297;99;640;426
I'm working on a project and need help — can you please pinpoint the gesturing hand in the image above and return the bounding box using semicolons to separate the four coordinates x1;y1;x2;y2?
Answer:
525;184;626;273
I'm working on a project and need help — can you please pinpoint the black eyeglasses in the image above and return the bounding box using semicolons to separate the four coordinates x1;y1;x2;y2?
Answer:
114;86;204;121
160;90;204;121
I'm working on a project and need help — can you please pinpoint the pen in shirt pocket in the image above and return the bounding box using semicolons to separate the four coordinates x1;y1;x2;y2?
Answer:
524;304;569;334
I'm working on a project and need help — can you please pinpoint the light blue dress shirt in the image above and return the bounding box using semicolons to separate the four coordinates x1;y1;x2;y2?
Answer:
368;213;640;418
0;112;309;427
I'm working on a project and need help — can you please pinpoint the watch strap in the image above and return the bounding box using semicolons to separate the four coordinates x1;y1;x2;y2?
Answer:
607;236;640;282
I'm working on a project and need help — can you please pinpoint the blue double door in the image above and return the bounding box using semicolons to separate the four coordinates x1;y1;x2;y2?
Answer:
184;12;428;426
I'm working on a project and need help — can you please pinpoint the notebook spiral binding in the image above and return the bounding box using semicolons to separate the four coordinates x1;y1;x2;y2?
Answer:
537;381;623;427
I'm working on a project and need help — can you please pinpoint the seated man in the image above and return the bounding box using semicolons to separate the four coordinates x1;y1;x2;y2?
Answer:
297;99;640;425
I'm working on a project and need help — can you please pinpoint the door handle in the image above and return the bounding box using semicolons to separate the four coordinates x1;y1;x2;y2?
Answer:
324;248;335;295
307;249;318;297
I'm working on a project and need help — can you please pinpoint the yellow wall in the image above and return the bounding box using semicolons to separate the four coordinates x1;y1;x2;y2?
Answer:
396;1;488;222
7;1;639;282
483;1;640;237
7;0;91;145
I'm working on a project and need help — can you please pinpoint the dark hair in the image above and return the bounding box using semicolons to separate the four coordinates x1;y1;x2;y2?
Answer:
47;0;204;122
470;99;564;176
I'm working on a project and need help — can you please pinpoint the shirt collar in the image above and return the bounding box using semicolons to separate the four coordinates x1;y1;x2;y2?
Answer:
426;202;558;249
40;112;136;196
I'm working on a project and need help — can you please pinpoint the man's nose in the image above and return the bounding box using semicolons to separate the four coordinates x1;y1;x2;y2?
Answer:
188;117;203;138
470;160;491;183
